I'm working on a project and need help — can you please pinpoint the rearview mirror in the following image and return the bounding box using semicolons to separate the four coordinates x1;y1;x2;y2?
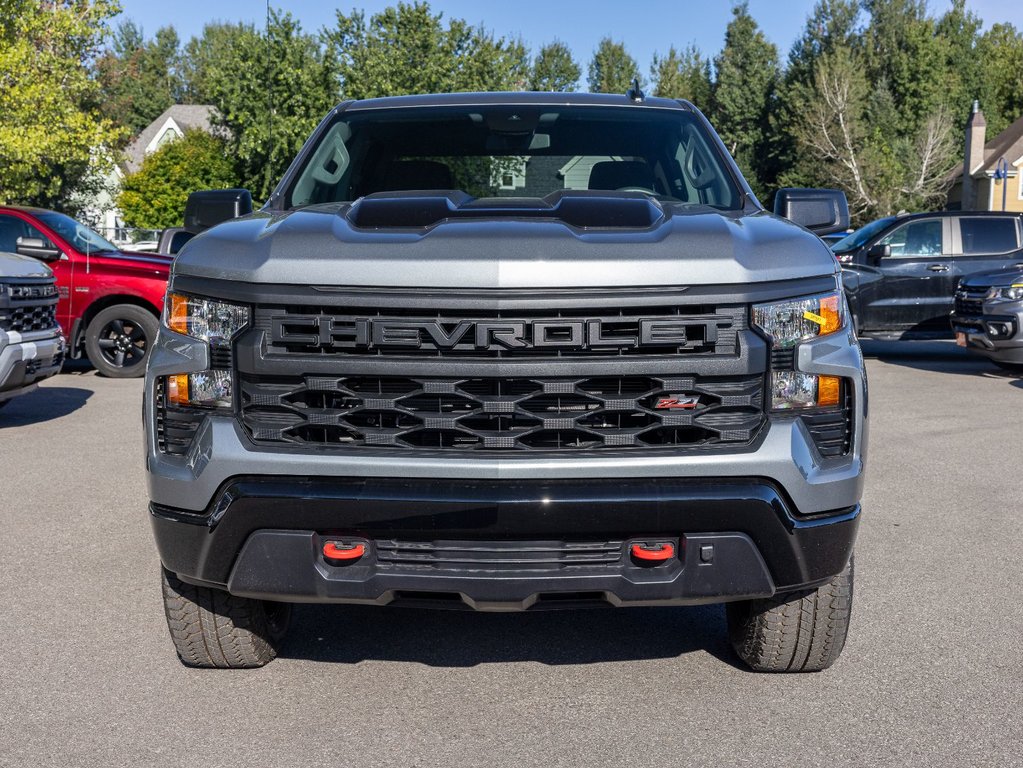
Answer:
183;189;253;233
866;243;891;263
773;188;850;236
16;236;61;261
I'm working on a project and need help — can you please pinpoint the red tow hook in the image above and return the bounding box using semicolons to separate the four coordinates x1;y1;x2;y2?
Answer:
323;541;366;563
630;542;675;562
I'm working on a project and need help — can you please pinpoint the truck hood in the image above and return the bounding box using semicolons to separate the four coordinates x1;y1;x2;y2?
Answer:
172;203;839;289
0;251;53;278
960;264;1023;289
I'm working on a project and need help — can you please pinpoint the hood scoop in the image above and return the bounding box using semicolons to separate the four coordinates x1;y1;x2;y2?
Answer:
346;190;665;230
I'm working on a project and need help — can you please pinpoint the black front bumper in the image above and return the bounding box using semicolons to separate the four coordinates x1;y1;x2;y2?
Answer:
150;477;859;610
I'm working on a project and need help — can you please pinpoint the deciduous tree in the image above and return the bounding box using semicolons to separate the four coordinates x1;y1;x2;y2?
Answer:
0;0;124;209
118;130;236;229
529;41;580;92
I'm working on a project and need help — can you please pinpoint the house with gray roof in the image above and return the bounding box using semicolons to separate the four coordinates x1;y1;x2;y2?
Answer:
83;105;219;242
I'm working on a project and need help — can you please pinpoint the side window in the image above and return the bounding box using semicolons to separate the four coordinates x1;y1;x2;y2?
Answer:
959;217;1019;255
0;214;26;252
879;220;943;258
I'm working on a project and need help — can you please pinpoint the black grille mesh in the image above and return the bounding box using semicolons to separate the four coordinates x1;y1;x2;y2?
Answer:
239;374;765;452
0;304;58;333
954;287;986;317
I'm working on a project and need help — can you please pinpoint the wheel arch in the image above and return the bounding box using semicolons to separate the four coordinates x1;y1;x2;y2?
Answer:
82;294;162;332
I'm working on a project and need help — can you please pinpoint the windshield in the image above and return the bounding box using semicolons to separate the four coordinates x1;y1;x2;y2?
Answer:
286;105;742;211
36;211;118;253
830;216;896;253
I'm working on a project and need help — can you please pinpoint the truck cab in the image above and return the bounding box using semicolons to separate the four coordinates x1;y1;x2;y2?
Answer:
834;211;1023;338
0;207;170;377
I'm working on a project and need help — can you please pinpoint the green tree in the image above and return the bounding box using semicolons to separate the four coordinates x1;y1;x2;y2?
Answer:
95;21;183;137
712;2;781;197
186;11;340;200
118;130;236;229
328;2;528;99
0;0;124;210
975;23;1023;137
650;45;712;107
587;37;639;94
529;40;580;92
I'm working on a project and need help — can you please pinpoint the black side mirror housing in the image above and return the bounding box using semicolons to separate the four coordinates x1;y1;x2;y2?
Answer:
183;189;253;234
866;243;891;263
773;188;850;236
157;227;195;255
16;236;61;261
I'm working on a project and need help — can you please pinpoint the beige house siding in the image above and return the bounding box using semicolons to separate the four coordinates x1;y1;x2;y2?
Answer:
984;175;1023;213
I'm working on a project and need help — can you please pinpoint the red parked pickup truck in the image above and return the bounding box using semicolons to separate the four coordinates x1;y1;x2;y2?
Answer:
0;206;169;377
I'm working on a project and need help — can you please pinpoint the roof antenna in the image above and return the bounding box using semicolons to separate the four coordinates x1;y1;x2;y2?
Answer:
626;77;645;103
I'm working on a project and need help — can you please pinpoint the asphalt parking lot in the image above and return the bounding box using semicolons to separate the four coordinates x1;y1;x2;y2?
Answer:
1;342;1020;768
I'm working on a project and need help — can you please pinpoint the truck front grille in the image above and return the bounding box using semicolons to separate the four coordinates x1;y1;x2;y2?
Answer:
954;287;987;317
0;278;59;334
239;373;765;452
376;539;625;571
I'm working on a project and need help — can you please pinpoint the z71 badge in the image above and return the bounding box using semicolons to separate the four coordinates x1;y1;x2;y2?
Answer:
654;395;700;410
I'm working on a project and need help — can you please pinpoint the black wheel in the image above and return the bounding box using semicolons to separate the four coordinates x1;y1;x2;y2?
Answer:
84;304;158;378
726;556;854;672
161;568;291;669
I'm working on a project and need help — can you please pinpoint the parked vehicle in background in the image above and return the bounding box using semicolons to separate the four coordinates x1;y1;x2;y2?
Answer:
833;211;1023;338
952;265;1023;371
0;252;64;407
146;92;866;672
0;207;170;377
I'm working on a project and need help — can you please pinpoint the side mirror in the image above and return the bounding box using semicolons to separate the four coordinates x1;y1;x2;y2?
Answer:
866;243;891;263
16;236;61;261
183;189;253;234
773;188;850;236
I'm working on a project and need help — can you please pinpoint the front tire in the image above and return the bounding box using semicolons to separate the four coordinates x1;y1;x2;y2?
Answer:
726;556;854;672
84;304;158;378
161;568;292;669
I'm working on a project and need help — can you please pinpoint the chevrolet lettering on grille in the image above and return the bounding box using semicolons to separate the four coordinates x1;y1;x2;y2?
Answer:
270;317;718;351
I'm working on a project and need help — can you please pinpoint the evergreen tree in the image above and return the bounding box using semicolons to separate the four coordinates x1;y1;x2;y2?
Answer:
712;2;781;197
587;37;639;94
530;41;580;92
650;45;712;108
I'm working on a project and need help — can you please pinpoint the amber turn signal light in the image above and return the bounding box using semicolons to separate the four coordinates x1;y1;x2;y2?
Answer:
817;375;841;407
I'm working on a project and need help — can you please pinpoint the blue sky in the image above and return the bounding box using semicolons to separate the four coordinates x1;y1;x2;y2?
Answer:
116;0;1023;78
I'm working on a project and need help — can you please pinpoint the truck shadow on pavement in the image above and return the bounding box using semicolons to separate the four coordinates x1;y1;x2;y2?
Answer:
0;385;92;427
859;340;1021;380
282;603;741;668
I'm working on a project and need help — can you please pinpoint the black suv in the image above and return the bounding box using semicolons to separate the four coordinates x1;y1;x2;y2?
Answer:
833;211;1023;338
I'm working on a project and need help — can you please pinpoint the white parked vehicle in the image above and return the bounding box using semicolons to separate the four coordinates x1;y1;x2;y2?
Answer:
0;251;64;408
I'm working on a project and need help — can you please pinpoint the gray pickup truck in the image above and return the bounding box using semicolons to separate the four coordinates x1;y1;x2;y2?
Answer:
145;91;867;671
0;252;63;408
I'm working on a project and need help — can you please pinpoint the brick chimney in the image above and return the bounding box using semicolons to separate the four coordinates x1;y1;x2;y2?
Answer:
963;100;987;210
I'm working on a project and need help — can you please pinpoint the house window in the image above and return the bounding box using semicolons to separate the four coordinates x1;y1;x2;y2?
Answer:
502;174;514;187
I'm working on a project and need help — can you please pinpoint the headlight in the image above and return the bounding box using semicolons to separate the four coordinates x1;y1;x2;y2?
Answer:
752;292;844;348
985;285;1023;302
162;293;248;410
165;292;249;345
754;292;845;411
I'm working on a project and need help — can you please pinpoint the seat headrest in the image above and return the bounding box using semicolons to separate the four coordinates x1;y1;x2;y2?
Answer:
588;160;654;191
377;160;453;192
